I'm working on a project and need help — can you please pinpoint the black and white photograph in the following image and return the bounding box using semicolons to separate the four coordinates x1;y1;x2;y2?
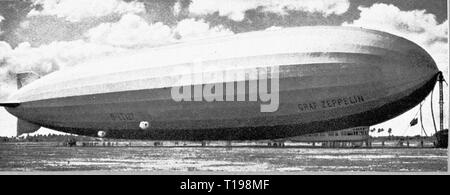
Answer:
0;0;448;175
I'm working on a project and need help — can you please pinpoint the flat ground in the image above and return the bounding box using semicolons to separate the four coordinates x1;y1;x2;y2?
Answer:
0;143;447;172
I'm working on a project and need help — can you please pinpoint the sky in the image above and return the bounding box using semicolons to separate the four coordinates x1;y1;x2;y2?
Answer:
0;0;448;137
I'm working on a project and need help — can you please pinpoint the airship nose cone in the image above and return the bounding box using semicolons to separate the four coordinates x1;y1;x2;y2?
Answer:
372;29;440;90
405;46;439;76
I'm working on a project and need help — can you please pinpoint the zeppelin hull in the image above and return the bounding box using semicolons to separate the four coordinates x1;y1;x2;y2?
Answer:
4;26;440;140
9;73;438;140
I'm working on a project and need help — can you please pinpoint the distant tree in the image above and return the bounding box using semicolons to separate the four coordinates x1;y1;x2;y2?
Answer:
388;128;392;136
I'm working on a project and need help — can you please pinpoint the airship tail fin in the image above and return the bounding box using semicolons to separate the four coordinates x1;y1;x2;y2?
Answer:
17;119;41;136
16;71;41;89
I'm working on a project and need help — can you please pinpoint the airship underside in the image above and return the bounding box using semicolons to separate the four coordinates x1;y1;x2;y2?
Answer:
1;26;440;140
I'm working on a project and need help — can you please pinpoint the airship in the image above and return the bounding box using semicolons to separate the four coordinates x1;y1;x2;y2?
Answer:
0;26;440;140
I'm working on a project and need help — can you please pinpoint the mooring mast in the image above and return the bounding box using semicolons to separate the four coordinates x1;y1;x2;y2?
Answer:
438;72;445;131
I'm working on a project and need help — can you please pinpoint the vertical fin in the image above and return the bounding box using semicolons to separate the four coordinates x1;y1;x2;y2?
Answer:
16;71;41;89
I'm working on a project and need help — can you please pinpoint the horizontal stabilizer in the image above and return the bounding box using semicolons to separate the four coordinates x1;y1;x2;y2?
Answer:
16;71;41;89
0;102;20;107
17;119;41;136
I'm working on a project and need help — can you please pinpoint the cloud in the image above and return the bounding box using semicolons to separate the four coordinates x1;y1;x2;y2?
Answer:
173;18;234;40
0;14;4;34
0;42;14;99
178;0;350;21
173;1;182;17
86;14;174;48
264;26;284;31
27;0;146;22
86;14;234;48
344;4;447;46
0;41;11;58
8;41;126;76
